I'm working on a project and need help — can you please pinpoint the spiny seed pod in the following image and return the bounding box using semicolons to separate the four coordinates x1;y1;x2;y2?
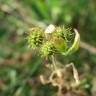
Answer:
52;26;72;53
27;28;44;49
52;26;79;55
40;41;55;56
54;26;74;41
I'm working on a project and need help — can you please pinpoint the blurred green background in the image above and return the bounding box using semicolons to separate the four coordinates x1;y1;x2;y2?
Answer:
0;0;96;96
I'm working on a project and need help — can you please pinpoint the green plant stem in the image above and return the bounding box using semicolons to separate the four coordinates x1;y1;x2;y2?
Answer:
51;55;61;78
51;55;57;70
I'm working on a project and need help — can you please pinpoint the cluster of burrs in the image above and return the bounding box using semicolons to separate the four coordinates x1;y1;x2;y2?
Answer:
27;24;80;57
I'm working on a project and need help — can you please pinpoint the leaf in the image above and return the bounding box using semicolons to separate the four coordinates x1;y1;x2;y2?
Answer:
62;29;80;55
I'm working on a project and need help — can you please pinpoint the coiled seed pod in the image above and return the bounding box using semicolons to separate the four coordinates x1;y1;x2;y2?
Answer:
62;29;80;55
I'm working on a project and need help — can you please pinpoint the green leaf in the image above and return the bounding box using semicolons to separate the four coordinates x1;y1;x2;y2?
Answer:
62;29;80;55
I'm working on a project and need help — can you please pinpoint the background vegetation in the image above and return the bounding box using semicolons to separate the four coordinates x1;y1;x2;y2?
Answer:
0;0;96;96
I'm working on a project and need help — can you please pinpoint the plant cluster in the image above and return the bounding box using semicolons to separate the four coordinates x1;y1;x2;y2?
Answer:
27;24;81;96
27;24;80;57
